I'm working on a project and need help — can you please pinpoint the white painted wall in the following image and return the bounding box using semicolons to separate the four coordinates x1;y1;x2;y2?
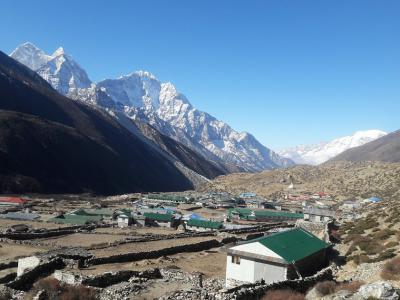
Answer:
226;255;255;285
226;254;287;287
186;225;213;232
17;256;41;277
253;260;287;283
226;242;287;287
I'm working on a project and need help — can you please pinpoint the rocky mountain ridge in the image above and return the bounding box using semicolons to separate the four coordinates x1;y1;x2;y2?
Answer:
279;130;387;165
10;42;294;172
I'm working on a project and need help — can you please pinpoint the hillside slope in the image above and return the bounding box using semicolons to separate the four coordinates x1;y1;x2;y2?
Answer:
0;51;194;194
10;42;294;172
200;161;400;200
330;130;400;163
279;130;387;165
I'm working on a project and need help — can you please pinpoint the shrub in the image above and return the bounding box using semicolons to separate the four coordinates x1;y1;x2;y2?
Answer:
381;257;400;280
315;281;336;296
372;229;395;241
261;290;304;300
60;285;97;300
336;280;364;293
372;251;396;262
32;277;61;300
29;277;97;300
351;254;370;265
385;241;398;248
0;291;11;300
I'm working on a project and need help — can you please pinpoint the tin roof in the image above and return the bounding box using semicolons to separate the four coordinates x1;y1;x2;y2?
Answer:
50;214;102;225
143;212;174;222
254;228;329;263
0;197;27;204
1;212;40;220
229;208;303;220
186;219;223;229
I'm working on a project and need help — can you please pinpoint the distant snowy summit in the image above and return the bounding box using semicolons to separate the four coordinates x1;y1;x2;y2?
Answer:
278;130;388;165
10;42;294;172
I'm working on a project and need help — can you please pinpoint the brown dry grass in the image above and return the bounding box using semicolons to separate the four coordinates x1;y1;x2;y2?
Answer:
381;257;400;280
314;281;336;296
261;289;305;300
336;281;364;293
27;277;97;300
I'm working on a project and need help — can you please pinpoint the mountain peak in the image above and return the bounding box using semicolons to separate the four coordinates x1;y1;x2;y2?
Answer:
9;42;293;172
279;129;388;165
52;47;65;57
11;42;91;95
10;42;51;70
18;42;42;51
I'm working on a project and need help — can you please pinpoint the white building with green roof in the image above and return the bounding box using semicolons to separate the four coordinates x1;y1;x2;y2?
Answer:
225;228;330;287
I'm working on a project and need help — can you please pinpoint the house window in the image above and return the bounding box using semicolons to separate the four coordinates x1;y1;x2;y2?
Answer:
231;255;241;264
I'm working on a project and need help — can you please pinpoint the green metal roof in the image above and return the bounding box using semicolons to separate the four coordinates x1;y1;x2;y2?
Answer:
229;208;303;220
49;214;102;225
72;208;113;217
255;228;329;263
116;209;133;217
187;219;223;229
147;194;189;202
144;212;174;222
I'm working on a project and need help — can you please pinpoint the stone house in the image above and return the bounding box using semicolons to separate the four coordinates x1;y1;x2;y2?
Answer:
225;228;330;287
303;206;335;223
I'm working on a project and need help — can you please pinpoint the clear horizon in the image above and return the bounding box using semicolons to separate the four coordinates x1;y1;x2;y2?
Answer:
2;0;399;150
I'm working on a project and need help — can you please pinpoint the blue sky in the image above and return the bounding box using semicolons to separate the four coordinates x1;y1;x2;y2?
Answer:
1;0;399;149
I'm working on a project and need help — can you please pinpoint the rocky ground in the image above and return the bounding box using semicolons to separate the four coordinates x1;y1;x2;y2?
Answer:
200;161;400;200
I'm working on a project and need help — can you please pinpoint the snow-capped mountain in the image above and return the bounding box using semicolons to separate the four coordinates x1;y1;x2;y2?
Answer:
278;130;388;165
11;42;92;96
10;42;294;172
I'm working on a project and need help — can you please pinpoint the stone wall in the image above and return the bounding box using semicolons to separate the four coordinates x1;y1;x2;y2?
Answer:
7;258;66;291
222;266;334;300
0;272;17;284
0;260;17;271
0;229;76;240
82;268;161;288
87;239;224;265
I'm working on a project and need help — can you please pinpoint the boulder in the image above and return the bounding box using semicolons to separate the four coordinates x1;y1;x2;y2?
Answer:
352;281;399;300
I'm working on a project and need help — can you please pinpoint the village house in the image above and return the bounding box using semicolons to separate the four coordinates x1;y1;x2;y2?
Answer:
143;212;179;228
1;212;40;221
363;197;382;204
116;209;134;228
311;192;331;200
341;200;361;211
185;219;223;232
239;192;257;199
144;194;192;206
303;206;335;223
49;213;102;225
225;228;330;287
228;208;303;223
244;199;268;209
0;196;28;207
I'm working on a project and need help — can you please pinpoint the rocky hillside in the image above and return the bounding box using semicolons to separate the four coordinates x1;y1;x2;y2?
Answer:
0;51;197;194
330;129;400;163
200;161;400;200
10;42;294;172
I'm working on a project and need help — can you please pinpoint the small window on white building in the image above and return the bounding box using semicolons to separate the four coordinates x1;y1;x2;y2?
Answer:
231;255;241;264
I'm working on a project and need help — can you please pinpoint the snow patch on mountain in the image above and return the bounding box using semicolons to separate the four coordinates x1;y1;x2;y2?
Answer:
278;130;388;165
